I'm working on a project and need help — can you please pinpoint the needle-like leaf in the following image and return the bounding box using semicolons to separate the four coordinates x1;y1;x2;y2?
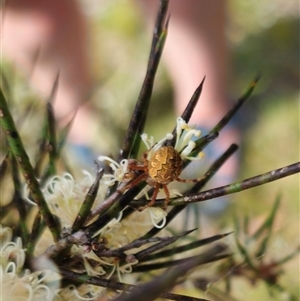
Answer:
72;167;104;231
121;1;169;160
0;88;59;241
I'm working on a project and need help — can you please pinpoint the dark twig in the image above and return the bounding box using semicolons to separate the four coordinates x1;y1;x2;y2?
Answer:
134;229;196;261
166;77;206;147
138;232;232;263
117;244;227;301
96;229;195;259
132;253;229;273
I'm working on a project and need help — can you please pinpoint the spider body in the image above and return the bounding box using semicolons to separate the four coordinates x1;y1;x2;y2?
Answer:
126;145;202;210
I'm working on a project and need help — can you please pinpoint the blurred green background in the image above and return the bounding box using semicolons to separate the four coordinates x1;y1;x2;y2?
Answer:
1;0;299;299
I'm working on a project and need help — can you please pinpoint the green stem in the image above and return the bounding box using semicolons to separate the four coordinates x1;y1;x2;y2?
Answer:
72;168;104;231
174;162;300;206
46;102;57;176
10;153;30;243
0;89;59;241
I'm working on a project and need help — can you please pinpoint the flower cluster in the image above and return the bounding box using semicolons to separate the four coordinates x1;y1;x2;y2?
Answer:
0;224;110;301
141;117;204;162
0;225;55;301
97;156;130;186
42;171;107;228
174;117;204;160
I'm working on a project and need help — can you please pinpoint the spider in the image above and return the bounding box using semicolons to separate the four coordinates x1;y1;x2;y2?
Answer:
125;145;204;210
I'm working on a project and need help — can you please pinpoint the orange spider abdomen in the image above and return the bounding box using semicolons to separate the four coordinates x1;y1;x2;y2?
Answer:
148;146;183;184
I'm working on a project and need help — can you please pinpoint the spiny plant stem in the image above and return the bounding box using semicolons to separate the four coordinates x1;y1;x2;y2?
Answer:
138;232;232;264
85;182;144;233
0;88;59;241
10;153;29;243
191;75;260;157
121;0;169;160
96;229;195;259
26;212;43;255
210;74;261;135
254;195;280;257
117;244;227;301
34;74;59;177
132;253;229;273
133;229;196;261
173;162;300;206
46;102;58;176
59;266;208;301
181;76;206;123
166;77;206;147
72;167;104;231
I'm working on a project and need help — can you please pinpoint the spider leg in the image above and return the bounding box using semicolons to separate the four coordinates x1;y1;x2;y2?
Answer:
117;172;148;196
123;172;148;191
162;184;170;209
139;184;160;211
128;160;147;171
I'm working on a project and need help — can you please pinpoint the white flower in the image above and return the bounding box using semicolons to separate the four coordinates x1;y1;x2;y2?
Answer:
141;132;173;160
54;284;104;301
0;225;102;301
98;156;129;186
80;244;138;283
1;267;54;301
0;225;56;301
149;207;167;229
141;117;203;162
42;171;107;228
174;117;204;160
0;225;26;273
